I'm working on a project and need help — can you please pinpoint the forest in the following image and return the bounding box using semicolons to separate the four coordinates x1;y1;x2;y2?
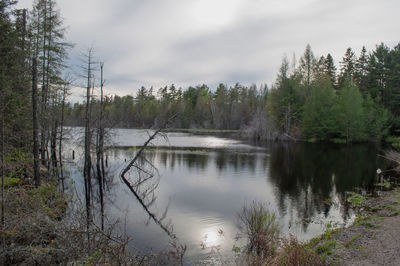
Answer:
1;0;400;264
66;44;400;144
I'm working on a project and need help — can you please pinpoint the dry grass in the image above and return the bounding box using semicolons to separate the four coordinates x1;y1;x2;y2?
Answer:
0;182;141;265
272;236;327;266
238;201;280;258
0;180;188;265
236;201;327;266
1;184;69;265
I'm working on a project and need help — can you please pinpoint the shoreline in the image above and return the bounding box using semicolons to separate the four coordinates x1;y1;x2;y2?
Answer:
308;185;400;265
64;126;400;148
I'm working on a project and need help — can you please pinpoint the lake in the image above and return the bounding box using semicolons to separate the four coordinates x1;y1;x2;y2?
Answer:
64;128;384;263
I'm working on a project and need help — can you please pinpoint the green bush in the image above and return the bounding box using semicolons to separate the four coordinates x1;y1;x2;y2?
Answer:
386;136;400;148
346;192;365;209
3;177;21;187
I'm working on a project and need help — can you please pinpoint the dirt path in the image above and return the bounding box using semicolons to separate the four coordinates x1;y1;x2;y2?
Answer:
322;187;400;265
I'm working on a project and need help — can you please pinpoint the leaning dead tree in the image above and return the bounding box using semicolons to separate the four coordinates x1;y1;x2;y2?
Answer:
120;115;177;238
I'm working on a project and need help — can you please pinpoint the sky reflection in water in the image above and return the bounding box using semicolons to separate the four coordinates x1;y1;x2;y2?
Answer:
65;128;383;261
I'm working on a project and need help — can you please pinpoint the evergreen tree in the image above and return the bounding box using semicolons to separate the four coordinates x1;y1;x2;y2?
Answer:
366;43;390;102
363;94;390;141
354;46;369;96
385;43;400;120
324;53;337;88
299;44;317;90
338;47;356;88
333;79;365;142
182;86;198;128
0;2;31;151
301;75;336;141
211;83;229;129
314;55;326;78
269;57;305;136
194;84;212;127
30;0;70;167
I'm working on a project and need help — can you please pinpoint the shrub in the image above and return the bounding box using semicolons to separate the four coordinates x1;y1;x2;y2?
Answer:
273;236;327;266
3;177;21;187
346;191;365;209
238;201;280;257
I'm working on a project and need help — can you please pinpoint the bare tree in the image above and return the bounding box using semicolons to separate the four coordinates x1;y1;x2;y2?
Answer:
58;76;71;192
32;35;41;187
83;47;96;252
96;62;105;230
1;85;5;238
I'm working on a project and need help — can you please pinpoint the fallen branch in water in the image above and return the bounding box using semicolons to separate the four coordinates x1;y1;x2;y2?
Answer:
120;114;176;178
120;115;177;239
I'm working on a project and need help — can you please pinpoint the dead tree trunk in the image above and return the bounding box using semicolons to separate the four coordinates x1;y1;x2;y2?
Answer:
96;62;105;230
40;1;48;167
58;80;68;192
47;4;58;174
50;120;58;170
1;92;5;234
100;64;106;187
32;57;41;187
83;48;94;253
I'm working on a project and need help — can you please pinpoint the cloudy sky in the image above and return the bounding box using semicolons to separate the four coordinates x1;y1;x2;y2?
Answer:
17;0;400;100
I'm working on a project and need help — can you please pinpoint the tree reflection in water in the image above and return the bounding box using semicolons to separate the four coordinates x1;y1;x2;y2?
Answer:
120;128;177;240
121;154;175;238
268;142;382;231
70;130;386;261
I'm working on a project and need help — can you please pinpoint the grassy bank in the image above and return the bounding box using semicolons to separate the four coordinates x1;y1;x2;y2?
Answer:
230;187;400;266
0;179;69;265
306;185;400;265
0;175;189;265
0;178;141;265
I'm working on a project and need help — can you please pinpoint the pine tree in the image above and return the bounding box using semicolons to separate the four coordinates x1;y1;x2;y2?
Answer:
314;55;326;78
324;53;337;89
366;43;389;103
354;46;369;96
269;56;305;136
338;47;356;88
30;0;70;168
385;43;400;119
363;94;390;142
299;44;317;90
333;79;365;142
211;83;229;129
301;75;336;141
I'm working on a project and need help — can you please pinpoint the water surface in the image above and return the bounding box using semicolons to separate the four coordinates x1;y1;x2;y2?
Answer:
64;128;383;262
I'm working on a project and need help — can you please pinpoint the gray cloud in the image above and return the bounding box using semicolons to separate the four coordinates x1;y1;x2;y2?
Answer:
17;0;400;98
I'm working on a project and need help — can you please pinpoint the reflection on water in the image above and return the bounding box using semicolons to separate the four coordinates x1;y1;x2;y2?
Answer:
268;143;381;234
112;128;259;150
65;129;384;262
